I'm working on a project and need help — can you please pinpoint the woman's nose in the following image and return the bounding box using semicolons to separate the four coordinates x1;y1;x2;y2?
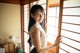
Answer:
40;14;42;18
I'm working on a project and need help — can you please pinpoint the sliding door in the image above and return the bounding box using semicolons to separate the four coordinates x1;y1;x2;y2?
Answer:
59;0;80;53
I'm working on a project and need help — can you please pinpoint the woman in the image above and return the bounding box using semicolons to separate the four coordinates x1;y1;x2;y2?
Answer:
28;4;61;53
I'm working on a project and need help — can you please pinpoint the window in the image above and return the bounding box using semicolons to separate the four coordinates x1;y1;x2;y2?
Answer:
47;7;59;44
59;0;80;53
24;4;29;53
22;0;80;53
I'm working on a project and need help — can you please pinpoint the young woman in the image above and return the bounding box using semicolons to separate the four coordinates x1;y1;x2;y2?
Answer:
28;4;61;53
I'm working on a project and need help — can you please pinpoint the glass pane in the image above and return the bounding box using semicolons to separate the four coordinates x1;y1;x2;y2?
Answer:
62;37;80;50
62;23;80;33
24;22;28;26
24;25;28;31
24;32;29;53
47;17;56;26
38;0;46;4
60;43;80;53
59;49;67;53
24;8;29;12
41;4;46;9
47;17;58;27
57;7;59;17
62;16;80;24
48;7;57;16
32;1;37;5
47;34;55;44
47;27;58;37
24;17;29;20
64;1;80;7
24;11;29;15
63;8;80;15
47;6;59;45
60;1;80;53
61;30;80;42
55;18;59;27
24;4;29;8
24;4;29;53
47;26;56;35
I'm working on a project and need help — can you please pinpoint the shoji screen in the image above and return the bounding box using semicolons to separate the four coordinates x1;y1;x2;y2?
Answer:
47;7;59;44
59;0;80;53
24;4;29;53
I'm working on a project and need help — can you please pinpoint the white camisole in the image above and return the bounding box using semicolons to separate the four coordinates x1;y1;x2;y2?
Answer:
30;23;47;53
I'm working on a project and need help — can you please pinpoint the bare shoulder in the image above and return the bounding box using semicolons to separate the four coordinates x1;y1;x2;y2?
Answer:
30;25;39;33
30;25;41;39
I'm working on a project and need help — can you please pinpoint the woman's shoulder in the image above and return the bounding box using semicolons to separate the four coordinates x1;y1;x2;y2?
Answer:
30;24;39;33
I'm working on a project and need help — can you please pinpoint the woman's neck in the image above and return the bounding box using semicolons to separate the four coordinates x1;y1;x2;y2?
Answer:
36;22;40;24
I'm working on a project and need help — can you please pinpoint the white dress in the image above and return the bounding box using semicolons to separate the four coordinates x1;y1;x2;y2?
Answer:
30;23;47;53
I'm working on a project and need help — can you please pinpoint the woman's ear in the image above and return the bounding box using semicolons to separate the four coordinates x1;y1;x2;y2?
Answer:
31;13;34;18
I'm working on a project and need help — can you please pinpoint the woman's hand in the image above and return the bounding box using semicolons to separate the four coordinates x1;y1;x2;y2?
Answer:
53;35;62;46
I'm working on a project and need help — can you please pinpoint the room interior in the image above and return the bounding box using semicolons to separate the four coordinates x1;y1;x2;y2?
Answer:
0;0;80;53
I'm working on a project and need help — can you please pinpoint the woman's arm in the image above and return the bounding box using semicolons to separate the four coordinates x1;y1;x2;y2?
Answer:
31;28;61;53
31;28;41;53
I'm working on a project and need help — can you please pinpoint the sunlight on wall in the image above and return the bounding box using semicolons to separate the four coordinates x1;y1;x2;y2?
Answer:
0;3;21;43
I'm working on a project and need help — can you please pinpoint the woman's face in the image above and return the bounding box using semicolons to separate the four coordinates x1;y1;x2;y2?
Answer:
32;9;44;23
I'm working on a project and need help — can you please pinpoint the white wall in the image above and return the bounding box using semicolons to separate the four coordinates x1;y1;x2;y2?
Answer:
0;3;21;41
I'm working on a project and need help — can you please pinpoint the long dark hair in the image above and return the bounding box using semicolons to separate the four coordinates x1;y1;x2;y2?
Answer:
28;4;45;46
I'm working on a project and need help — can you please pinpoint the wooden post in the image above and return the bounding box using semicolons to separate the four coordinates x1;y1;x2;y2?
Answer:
56;0;64;53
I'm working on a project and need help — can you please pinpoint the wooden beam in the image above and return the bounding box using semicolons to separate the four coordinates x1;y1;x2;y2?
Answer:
20;4;24;50
49;3;60;7
20;0;38;5
48;0;60;7
0;0;20;4
57;0;64;53
0;0;38;5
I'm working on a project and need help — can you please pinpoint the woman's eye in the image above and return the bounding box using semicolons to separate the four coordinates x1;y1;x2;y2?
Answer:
37;14;39;15
36;13;44;16
37;14;40;15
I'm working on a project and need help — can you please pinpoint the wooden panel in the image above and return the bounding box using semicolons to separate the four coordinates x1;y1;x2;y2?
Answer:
0;0;38;4
0;0;20;4
2;42;15;53
48;0;60;7
48;0;59;4
22;0;38;5
21;4;24;50
49;3;60;7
